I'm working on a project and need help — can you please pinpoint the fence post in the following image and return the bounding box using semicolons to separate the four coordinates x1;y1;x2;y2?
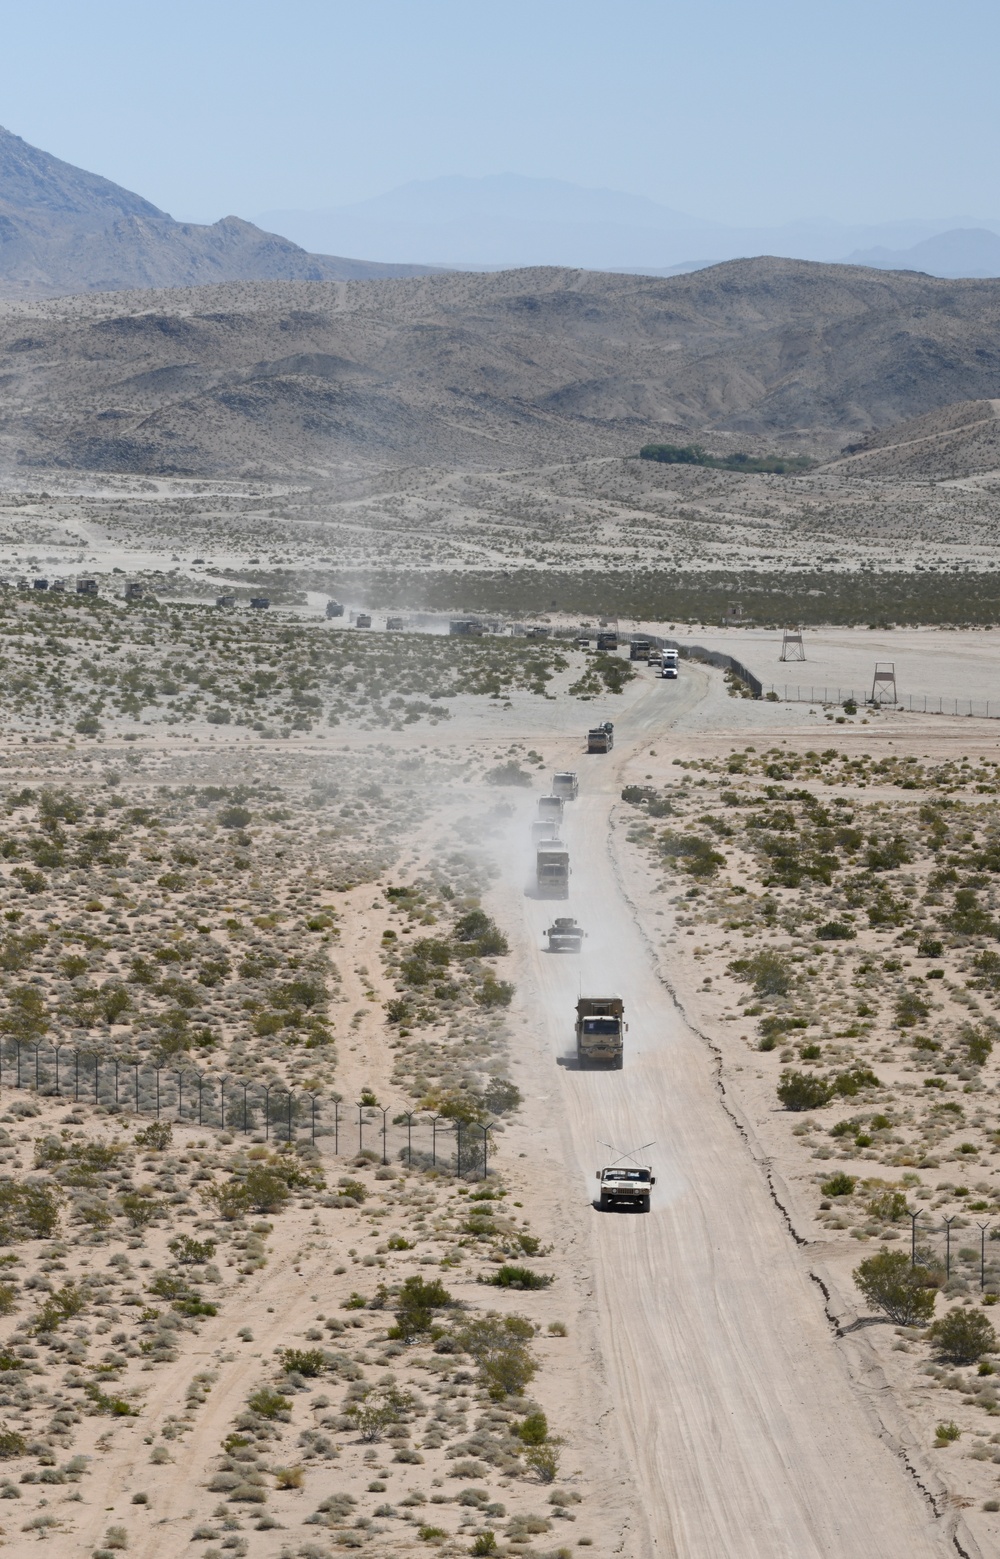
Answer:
979;1221;991;1290
332;1099;340;1154
431;1115;441;1167
197;1073;204;1127
219;1075;228;1131
155;1068;161;1119
113;1057;119;1108
286;1090;293;1145
53;1044;62;1098
263;1085;273;1141
310;1092;317;1146
15;1042;21;1089
133;1060;139;1113
456;1119;463;1176
176;1069;184;1123
34;1045;40;1093
944;1215;956;1278
482;1124;492;1180
379;1106;389;1166
74;1049;80;1103
909;1208;920;1266
94;1056;99;1106
403;1111;414;1166
241;1080;249;1133
356;1103;365;1156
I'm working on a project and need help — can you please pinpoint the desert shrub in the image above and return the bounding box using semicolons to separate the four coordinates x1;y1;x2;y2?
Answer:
523;1444;561;1482
349;1384;414;1441
518;1411;548;1445
281;1348;325;1378
918;935;944;959
728;949;792;998
660;831;724;877
866;833;912;871
169;1235;215;1265
865;1189;908;1223
339;1180;367;1203
0;1430;25;1458
218;805;252;829
832;1066;880;1097
385;998;411;1024
853;1248;936;1324
895;991;930;1028
0;1181;60;1242
486;762;531;787
119;1192;161;1229
935;1420;961;1445
821;1173;856;1197
483;1076;522;1115
486;1265;552;1290
476;976;515;1008
471;1535;498;1556
455;1313;536;1399
961;1025;994;1066
928;1309;997;1364
777;1071;832;1111
389;1275;454;1340
816;921;855;941
247;1387;290;1420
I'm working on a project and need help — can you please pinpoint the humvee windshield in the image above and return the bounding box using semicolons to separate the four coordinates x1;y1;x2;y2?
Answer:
604;1169;650;1182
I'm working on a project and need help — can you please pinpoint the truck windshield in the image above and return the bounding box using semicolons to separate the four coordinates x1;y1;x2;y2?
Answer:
605;1170;649;1181
583;1018;620;1035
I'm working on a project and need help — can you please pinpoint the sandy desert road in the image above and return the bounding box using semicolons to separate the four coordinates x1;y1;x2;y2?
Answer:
508;670;950;1559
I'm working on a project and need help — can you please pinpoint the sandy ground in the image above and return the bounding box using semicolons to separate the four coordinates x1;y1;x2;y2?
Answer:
0;649;991;1558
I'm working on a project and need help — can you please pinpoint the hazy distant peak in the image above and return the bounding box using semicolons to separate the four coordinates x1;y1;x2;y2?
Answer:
0;124;166;224
324;172;703;229
844;226;1000;278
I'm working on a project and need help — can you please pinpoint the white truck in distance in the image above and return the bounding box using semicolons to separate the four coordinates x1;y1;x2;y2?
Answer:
661;649;678;679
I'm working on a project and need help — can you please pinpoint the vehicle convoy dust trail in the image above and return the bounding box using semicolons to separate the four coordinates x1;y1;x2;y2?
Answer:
508;670;949;1559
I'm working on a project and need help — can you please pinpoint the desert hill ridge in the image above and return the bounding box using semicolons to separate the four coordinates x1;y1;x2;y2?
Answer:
3;257;1000;476
0;125;437;297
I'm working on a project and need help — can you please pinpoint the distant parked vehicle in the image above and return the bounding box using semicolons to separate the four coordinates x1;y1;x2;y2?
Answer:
32;578;48;591
356;613;372;628
386;616;405;631
76;579;99;596
249;596;269;610
325;600;345;618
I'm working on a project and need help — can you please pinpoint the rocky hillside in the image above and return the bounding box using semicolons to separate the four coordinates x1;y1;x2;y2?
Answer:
3;259;1000;475
0;126;435;296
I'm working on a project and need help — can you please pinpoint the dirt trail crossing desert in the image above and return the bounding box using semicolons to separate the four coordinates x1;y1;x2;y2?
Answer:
506;671;951;1559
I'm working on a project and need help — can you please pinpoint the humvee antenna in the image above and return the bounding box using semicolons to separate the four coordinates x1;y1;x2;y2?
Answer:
599;1140;656;1167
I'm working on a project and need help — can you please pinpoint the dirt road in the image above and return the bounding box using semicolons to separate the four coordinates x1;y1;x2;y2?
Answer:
506;668;952;1559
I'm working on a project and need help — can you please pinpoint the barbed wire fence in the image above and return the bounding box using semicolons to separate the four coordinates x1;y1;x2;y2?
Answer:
905;1208;1000;1293
0;1039;495;1178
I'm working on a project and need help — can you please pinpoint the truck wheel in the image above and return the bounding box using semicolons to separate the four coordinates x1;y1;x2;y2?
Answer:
641;1195;651;1213
614;1056;623;1070
600;1193;610;1208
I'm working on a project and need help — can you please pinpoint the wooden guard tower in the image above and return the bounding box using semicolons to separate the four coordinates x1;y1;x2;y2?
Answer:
871;662;898;704
779;628;805;662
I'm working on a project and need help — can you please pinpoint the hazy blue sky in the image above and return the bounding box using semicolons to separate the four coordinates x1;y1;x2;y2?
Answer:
3;0;998;224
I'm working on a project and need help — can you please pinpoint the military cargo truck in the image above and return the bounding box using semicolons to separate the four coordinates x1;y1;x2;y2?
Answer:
325;600;345;618
587;721;614;753
576;995;625;1067
546;917;584;953
552;771;579;799
531;818;561;844
629;638;651;661
596;630;618;651
538;795;564;822
536;840;570;898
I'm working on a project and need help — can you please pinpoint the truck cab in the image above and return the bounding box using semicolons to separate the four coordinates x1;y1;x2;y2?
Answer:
596;1165;655;1211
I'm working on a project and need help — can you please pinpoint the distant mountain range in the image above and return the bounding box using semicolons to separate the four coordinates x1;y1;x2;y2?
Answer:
3;127;1000;301
260;174;1000;277
0;126;438;298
